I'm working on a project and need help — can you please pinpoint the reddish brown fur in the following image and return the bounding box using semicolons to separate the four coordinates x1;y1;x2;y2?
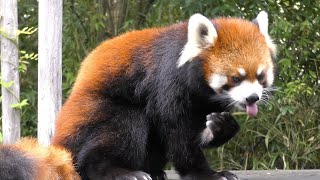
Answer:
53;28;165;143
0;138;80;180
202;18;273;85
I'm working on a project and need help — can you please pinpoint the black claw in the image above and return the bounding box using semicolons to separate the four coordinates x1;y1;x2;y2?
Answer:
216;171;239;180
116;171;152;180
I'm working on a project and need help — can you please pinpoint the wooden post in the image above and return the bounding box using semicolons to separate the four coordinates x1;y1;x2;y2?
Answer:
0;0;20;144
38;0;63;146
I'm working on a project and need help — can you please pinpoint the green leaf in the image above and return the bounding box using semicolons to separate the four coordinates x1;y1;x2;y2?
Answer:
19;50;26;54
10;99;29;109
17;27;38;36
309;70;317;79
1;81;13;88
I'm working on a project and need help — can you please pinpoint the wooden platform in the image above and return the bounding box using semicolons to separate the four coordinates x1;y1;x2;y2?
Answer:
166;170;320;180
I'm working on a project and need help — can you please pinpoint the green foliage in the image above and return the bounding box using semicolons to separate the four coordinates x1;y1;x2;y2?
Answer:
6;0;319;170
13;0;39;136
0;75;29;111
17;27;37;36
10;99;29;110
0;79;14;89
19;50;38;72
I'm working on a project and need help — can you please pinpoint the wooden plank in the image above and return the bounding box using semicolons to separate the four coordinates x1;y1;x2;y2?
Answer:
166;170;320;180
0;0;20;144
233;170;320;180
37;0;63;146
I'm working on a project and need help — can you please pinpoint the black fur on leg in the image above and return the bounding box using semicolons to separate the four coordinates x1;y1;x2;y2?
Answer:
142;130;168;180
168;141;214;178
63;105;150;180
86;165;152;180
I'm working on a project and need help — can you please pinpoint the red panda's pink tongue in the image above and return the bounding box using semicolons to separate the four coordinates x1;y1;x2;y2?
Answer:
246;103;258;117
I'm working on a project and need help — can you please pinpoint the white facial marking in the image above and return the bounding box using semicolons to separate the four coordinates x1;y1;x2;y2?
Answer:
201;127;214;145
238;68;246;76
228;80;263;103
177;14;218;67
266;67;274;86
257;65;265;75
209;74;228;92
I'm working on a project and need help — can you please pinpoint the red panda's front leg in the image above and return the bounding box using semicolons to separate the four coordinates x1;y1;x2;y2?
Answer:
163;117;239;180
200;112;240;148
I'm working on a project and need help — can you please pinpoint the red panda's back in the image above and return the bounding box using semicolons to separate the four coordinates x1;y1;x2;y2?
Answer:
73;28;164;92
53;27;164;144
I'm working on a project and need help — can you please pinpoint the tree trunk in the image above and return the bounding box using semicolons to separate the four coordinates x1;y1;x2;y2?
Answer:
0;0;20;144
105;0;128;36
38;0;63;146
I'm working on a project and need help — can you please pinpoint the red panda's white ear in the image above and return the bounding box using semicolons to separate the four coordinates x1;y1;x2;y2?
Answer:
255;11;269;36
254;11;277;56
177;14;217;67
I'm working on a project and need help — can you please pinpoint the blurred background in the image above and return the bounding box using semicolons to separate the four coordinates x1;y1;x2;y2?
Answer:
1;0;319;171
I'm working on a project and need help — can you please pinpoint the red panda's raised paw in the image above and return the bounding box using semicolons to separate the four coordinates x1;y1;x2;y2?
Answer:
200;112;240;148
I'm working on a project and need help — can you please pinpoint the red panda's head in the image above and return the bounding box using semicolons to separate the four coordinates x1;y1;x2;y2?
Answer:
178;11;276;117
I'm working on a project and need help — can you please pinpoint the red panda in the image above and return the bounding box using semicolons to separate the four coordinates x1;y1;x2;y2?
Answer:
0;138;80;180
52;11;276;180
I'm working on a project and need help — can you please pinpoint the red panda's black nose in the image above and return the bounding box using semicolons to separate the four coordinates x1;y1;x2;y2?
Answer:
246;93;259;104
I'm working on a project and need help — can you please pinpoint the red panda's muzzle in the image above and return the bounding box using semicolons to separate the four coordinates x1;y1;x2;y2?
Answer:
245;93;260;117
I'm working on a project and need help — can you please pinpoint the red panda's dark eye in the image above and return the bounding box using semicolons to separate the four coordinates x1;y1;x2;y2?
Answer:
231;76;242;84
257;73;264;81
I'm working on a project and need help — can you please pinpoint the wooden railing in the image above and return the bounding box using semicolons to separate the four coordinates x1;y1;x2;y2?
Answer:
166;170;320;180
1;0;62;146
0;0;20;144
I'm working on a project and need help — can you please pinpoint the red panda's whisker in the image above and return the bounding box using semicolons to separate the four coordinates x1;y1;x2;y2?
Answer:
262;93;271;100
210;94;231;102
225;100;238;111
264;87;278;91
259;98;269;105
262;89;272;98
